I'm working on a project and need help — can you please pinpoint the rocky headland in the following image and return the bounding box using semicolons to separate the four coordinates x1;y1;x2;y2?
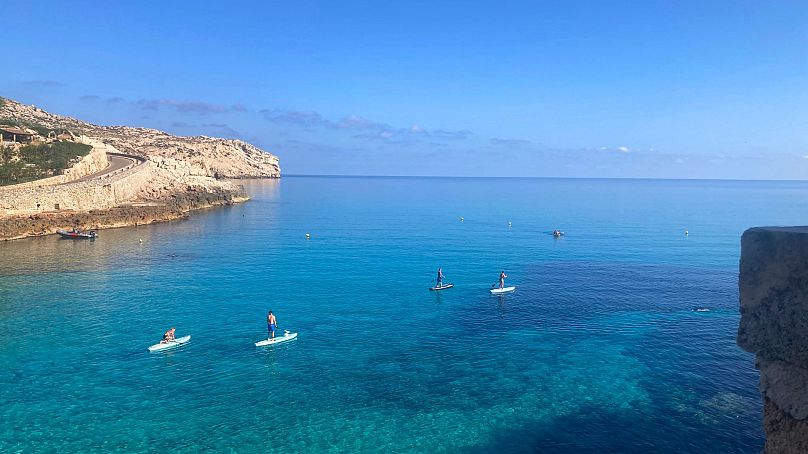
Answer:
0;97;280;240
738;227;808;453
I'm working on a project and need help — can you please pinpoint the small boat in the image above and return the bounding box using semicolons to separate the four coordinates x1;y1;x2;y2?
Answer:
148;335;191;352
57;228;97;239
430;283;454;291
490;286;516;294
255;330;298;347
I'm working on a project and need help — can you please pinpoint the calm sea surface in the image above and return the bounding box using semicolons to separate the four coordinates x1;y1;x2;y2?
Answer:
3;176;807;452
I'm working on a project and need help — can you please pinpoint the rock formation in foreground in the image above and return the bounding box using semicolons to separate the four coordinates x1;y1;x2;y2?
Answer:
738;227;808;453
0;97;280;240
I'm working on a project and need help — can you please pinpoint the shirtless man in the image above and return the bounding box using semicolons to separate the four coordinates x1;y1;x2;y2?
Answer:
161;327;176;344
498;271;507;289
267;311;277;339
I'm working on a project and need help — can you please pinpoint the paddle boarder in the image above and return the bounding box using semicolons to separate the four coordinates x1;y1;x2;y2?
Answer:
267;311;277;339
498;271;507;289
161;327;176;344
436;268;445;288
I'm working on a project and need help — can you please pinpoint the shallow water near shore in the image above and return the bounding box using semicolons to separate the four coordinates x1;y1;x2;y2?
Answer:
3;176;806;452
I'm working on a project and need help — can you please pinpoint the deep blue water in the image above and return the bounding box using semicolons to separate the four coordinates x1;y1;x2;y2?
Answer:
4;176;807;452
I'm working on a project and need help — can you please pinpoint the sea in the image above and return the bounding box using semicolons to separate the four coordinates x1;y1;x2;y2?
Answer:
3;175;806;453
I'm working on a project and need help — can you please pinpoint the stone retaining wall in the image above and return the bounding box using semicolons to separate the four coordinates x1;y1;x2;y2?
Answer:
0;136;111;189
0;157;153;214
63;136;112;181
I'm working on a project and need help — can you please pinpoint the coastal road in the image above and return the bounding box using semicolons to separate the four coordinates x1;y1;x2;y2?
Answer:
72;153;141;183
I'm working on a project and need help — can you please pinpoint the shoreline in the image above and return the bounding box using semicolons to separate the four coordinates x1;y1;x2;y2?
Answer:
0;97;281;242
0;187;249;241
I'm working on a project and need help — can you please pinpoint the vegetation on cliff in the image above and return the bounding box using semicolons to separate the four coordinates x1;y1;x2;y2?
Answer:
0;141;91;186
0;97;280;179
0;115;71;138
0;96;278;240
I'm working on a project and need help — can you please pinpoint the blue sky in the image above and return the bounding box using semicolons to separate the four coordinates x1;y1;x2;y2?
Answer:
3;1;808;178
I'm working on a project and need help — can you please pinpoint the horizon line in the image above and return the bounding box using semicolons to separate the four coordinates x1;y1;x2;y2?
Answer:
282;174;808;183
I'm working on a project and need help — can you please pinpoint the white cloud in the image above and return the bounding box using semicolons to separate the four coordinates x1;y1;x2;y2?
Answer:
617;146;630;153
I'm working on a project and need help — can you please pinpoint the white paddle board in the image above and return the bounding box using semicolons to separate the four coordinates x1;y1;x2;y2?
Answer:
430;284;454;291
148;335;191;352
255;331;298;347
490;286;515;294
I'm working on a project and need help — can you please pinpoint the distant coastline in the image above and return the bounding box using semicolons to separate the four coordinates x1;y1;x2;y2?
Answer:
0;97;280;240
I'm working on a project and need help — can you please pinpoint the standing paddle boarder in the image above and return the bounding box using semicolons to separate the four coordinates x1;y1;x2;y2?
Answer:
437;268;445;288
267;311;277;339
498;271;507;289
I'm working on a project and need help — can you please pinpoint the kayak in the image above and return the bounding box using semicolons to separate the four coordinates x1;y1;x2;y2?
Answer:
490;286;516;294
148;335;191;352
255;331;298;347
430;284;454;291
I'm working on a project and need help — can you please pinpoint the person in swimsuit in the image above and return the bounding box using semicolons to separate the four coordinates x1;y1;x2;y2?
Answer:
161;327;176;344
437;268;444;288
267;311;277;339
499;271;507;289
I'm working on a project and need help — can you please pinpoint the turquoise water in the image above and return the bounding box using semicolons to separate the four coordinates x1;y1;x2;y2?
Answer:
4;176;807;452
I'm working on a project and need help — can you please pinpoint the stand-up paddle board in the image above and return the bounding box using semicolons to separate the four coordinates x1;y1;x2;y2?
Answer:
430;284;454;291
255;331;298;347
490;286;516;294
148;335;191;352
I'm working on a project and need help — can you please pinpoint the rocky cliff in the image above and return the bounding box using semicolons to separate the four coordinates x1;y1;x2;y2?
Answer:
0;97;280;179
738;227;808;453
0;97;280;239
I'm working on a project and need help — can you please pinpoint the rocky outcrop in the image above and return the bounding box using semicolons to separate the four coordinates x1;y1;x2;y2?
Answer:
0;185;247;240
0;96;280;239
98;128;280;179
738;227;808;453
0;97;280;179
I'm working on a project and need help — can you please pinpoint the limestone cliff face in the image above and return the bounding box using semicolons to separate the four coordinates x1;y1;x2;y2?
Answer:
0;97;278;238
738;227;808;453
0;97;280;178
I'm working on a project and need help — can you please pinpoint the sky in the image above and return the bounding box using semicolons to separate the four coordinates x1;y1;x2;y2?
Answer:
3;1;808;179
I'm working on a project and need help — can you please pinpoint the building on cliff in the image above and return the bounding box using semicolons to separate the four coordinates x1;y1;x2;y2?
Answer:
0;125;36;143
